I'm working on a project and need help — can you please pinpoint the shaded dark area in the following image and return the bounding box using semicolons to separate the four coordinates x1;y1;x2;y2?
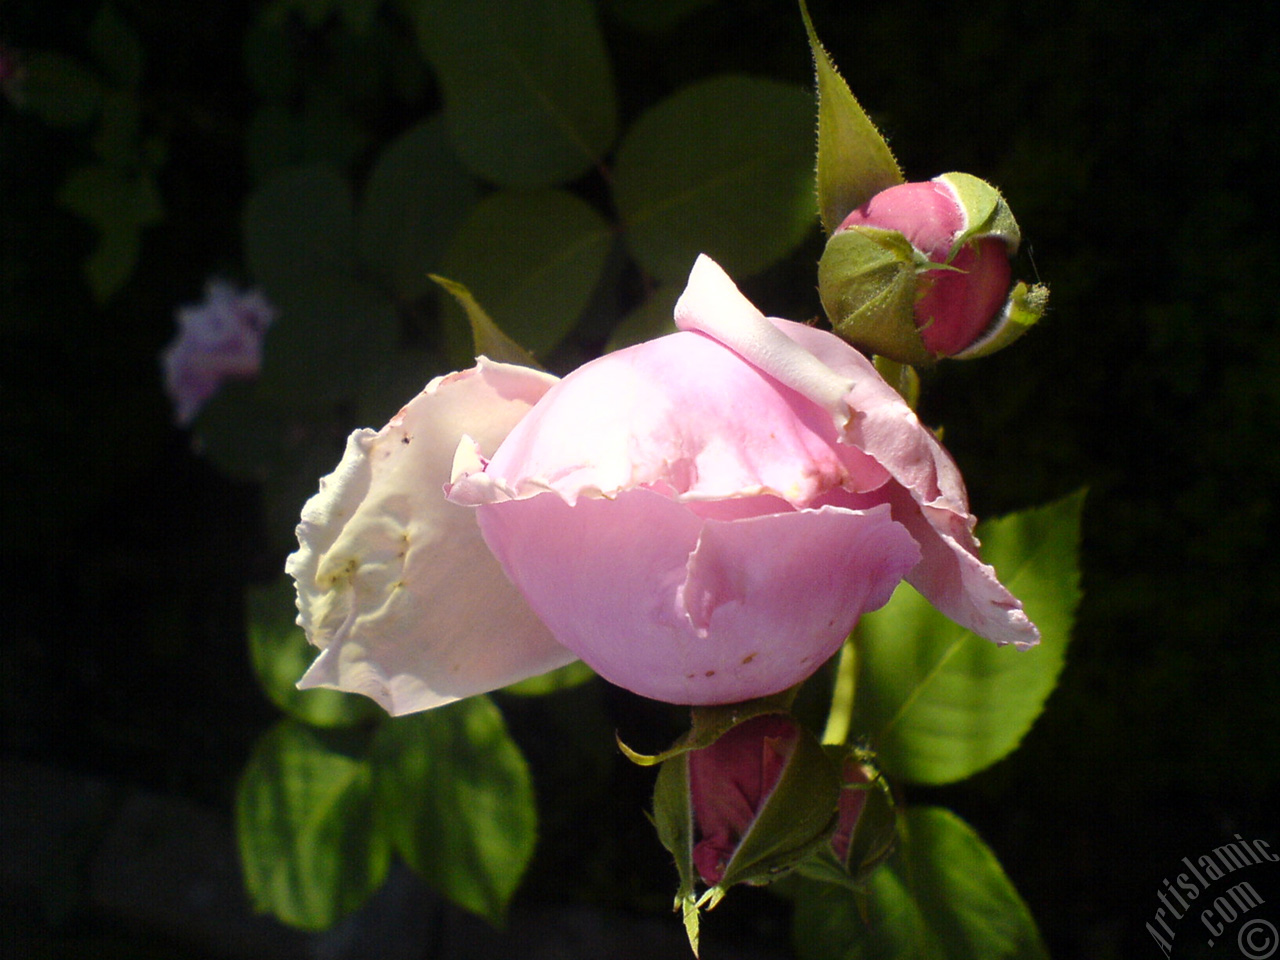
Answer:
3;1;1277;958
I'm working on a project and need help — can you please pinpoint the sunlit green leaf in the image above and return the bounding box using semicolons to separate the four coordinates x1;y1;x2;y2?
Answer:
438;188;613;359
613;74;815;285
372;698;536;922
852;491;1086;784
431;274;540;368
501;660;596;696
800;0;902;233
236;720;389;930
407;0;617;186
791;807;1048;960
247;575;378;728
360;116;478;300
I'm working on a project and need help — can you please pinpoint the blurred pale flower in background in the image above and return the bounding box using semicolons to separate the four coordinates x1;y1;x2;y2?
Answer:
161;279;275;425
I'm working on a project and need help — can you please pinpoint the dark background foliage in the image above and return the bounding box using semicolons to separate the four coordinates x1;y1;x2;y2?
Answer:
3;0;1277;957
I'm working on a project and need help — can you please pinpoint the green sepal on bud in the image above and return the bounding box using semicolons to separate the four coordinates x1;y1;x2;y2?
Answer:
794;746;898;890
818;225;937;367
938;171;1022;253
617;688;799;767
952;280;1050;360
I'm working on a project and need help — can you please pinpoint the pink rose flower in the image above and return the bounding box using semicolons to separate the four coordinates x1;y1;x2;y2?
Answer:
838;177;1015;357
161;280;275;425
288;256;1037;714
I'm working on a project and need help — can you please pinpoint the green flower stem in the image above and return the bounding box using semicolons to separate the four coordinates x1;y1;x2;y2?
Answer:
821;637;858;745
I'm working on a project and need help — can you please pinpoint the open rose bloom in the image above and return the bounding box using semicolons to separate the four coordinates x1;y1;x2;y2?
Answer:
287;256;1037;713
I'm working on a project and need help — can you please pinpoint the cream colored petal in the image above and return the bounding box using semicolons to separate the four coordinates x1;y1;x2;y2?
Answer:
285;359;574;715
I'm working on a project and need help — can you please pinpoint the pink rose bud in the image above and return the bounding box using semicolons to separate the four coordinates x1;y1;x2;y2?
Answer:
288;256;1038;716
690;714;804;885
654;713;840;893
161;280;275;426
819;173;1048;364
827;753;896;880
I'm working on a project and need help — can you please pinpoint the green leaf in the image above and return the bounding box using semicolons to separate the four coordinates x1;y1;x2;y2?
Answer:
852;491;1086;785
791;807;1048;960
604;284;680;352
188;380;286;482
17;51;104;126
243;13;298;103
236;720;389;930
245;99;370;183
360;116;478;300
90;90;143;167
247;575;379;728
88;4;144;90
430;274;541;368
244;164;357;310
500;659;596;696
613;74;816;286
406;0;618;186
610;0;717;33
348;345;445;428
266;0;383;32
438;188;613;359
372;698;537;922
799;0;903;233
58;163;163;300
244;164;398;407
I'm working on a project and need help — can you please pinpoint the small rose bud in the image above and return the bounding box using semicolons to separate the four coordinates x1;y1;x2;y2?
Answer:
828;752;897;881
653;713;840;896
818;172;1048;364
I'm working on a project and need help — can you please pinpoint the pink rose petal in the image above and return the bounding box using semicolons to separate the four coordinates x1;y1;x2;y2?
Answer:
475;487;918;705
673;257;1036;650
